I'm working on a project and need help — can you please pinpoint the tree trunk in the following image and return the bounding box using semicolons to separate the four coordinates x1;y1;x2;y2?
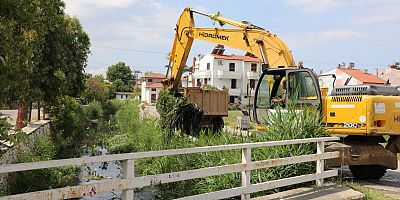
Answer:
28;101;32;122
37;101;41;120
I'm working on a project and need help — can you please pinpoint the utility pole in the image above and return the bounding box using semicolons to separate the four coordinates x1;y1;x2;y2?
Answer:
133;70;142;87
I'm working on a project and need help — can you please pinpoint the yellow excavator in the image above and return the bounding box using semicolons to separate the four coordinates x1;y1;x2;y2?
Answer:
163;7;400;179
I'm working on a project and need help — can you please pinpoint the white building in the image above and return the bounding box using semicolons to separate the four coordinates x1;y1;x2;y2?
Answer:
192;53;261;105
378;63;400;86
141;73;164;105
181;75;193;88
115;92;134;100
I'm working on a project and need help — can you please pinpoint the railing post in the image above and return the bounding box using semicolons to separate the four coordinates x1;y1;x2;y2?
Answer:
122;159;135;200
316;141;324;187
241;147;251;200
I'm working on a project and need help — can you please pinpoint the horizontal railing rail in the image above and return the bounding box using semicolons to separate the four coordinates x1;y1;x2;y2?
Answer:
0;136;339;200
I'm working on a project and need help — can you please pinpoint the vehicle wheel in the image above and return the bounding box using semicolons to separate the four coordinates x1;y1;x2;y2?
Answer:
212;117;224;133
349;165;387;180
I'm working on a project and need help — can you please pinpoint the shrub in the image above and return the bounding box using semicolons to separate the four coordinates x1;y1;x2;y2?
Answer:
106;100;141;153
156;90;203;138
10;136;77;194
228;103;242;110
103;99;125;120
83;100;104;120
105;100;326;198
49;96;90;158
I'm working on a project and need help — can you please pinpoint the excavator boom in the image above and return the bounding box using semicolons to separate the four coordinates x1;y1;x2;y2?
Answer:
164;7;296;91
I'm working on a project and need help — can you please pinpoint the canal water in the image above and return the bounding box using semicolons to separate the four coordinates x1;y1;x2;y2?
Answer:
79;146;156;200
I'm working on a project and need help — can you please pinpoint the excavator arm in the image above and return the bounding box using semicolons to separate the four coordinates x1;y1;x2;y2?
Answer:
164;7;296;91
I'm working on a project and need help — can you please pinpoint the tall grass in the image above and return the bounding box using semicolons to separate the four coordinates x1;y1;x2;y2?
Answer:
10;136;77;195
106;100;326;199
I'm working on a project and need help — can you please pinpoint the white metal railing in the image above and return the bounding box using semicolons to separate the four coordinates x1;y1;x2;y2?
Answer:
247;71;261;80
229;88;242;96
0;137;339;200
217;70;241;79
193;71;211;79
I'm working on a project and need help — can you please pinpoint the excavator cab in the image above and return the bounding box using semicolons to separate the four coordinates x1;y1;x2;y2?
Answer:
253;68;322;125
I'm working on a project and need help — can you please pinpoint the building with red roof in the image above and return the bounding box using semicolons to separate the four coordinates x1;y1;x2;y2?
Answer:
378;63;400;86
319;63;386;93
140;72;165;105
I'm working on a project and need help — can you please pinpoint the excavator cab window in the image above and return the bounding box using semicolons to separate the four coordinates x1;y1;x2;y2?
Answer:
253;69;286;124
253;68;321;125
286;69;321;108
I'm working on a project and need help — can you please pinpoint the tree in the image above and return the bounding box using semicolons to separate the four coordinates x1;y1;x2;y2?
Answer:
82;75;110;103
110;79;131;93
0;0;90;121
106;62;135;86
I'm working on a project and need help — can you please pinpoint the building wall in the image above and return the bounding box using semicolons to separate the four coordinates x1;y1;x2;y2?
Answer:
141;82;161;105
378;67;400;86
193;54;261;105
0;120;51;192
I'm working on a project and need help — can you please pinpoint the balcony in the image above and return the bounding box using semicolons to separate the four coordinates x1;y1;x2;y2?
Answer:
247;71;261;80
229;88;241;96
217;70;241;79
193;70;211;79
242;88;256;96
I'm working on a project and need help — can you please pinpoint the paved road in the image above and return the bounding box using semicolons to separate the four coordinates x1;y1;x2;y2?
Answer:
0;109;43;126
142;105;159;118
340;161;400;199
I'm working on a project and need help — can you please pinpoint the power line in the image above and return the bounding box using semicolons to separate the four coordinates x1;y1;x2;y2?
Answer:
91;45;168;54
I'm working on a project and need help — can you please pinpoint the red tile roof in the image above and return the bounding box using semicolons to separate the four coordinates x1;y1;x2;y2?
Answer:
142;73;165;79
211;54;260;62
339;68;385;84
146;82;163;88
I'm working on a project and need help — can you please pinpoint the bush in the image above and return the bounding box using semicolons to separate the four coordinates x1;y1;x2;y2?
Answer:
103;99;125;120
83;100;104;120
10;136;77;194
105;100;326;198
228;103;242;110
49;96;90;158
156;90;203;138
106;100;141;153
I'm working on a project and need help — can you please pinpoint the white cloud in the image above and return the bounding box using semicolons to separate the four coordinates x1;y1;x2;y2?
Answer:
283;0;345;13
285;29;365;48
64;0;139;17
314;29;365;40
89;1;180;47
351;2;400;24
90;0;139;8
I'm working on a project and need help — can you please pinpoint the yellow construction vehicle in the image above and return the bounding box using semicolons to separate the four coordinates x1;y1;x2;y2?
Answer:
163;7;400;179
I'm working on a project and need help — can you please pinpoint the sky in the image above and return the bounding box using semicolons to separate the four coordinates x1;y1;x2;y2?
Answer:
63;0;400;76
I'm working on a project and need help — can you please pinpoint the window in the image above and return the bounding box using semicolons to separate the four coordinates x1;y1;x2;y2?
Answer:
204;78;208;85
229;63;235;71
151;88;156;91
218;60;223;65
250;79;256;89
151;94;157;103
288;72;318;100
229;96;235;104
207;63;210;70
197;79;201;87
148;78;153;82
231;79;237;89
251;63;257;72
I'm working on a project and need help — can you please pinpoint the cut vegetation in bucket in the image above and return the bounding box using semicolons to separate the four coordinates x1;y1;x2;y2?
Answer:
156;90;204;138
